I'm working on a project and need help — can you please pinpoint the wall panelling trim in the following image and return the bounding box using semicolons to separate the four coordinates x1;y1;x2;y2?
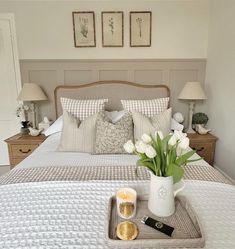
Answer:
20;59;206;124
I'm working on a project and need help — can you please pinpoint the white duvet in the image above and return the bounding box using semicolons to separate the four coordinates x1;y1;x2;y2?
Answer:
0;180;234;248
3;133;234;249
17;132;210;169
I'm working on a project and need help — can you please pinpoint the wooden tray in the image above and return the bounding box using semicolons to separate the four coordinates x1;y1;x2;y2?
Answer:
106;196;205;248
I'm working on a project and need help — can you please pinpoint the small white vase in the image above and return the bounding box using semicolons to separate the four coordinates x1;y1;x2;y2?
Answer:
148;171;185;217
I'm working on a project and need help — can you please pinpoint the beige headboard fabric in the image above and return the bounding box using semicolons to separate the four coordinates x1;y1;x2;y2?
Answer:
54;80;170;118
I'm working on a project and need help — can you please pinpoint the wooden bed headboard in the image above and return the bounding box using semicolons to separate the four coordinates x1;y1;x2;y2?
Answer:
54;80;170;118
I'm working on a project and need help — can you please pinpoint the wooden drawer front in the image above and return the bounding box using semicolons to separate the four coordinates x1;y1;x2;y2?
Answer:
11;144;38;157
190;142;213;154
190;142;214;164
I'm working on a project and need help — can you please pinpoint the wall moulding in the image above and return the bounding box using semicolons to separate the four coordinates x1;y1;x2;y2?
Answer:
20;58;206;123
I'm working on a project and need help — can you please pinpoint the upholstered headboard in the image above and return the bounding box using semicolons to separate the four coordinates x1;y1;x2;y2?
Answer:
54;80;170;118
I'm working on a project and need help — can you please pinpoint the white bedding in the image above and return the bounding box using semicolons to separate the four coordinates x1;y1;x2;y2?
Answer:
17;132;210;169
2;134;235;248
0;180;235;248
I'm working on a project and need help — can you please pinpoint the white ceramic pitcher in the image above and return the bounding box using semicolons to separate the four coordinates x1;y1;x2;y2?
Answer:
148;171;185;217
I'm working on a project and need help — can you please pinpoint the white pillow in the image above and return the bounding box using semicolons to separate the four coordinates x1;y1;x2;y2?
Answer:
44;110;126;137
44;116;63;136
60;97;108;120
44;113;183;137
121;97;169;117
105;110;125;123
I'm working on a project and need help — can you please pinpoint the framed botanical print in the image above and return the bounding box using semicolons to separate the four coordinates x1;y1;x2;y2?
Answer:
102;11;124;47
130;11;152;47
72;11;96;47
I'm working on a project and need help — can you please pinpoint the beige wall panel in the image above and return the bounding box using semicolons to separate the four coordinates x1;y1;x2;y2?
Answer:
134;70;163;84
20;59;206;124
64;70;93;85
99;70;128;81
28;70;58;121
169;69;200;126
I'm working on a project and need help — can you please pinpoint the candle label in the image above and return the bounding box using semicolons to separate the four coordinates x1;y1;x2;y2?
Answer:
116;188;137;219
119;202;135;218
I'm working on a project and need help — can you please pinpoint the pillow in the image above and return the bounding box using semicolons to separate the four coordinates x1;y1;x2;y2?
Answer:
132;108;172;140
44;110;126;137
44;116;63;136
58;111;97;153
121;97;169;117
60;97;108;120
105;110;125;123
94;112;133;154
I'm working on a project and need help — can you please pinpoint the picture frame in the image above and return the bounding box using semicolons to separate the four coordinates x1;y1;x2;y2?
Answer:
102;11;124;47
72;11;96;47
130;11;152;47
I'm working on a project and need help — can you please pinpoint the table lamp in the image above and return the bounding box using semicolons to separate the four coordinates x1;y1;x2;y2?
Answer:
17;83;48;128
178;82;207;133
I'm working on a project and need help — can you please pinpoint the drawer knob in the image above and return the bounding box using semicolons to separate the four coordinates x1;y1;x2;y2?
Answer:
19;149;31;154
192;147;204;152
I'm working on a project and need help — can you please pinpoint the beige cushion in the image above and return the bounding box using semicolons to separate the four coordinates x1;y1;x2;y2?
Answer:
94;112;133;154
58;111;97;152
132;108;172;140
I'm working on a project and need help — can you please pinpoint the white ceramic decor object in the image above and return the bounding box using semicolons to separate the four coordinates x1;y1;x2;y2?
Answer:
28;127;43;136
196;124;211;135
148;172;185;217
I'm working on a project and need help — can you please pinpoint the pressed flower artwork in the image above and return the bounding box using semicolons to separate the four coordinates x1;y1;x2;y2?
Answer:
73;12;96;47
102;11;124;47
130;11;152;47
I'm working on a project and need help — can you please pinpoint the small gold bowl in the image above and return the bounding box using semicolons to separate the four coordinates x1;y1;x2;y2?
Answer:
116;221;138;240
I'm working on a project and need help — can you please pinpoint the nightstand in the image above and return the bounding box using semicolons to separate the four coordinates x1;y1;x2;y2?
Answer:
187;133;218;166
5;133;46;168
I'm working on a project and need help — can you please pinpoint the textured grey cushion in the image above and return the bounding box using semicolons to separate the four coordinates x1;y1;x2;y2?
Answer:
94;112;133;154
58;111;97;153
132;108;172;140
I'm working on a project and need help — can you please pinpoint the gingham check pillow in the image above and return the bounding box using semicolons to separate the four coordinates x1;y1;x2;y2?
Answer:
121;97;169;117
61;97;108;120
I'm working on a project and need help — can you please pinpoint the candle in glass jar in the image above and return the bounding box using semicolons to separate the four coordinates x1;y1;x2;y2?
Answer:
116;188;137;219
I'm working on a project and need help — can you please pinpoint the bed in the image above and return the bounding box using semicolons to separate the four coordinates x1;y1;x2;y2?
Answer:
0;81;234;249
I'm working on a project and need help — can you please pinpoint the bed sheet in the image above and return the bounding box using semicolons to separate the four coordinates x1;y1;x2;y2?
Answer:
17;132;210;169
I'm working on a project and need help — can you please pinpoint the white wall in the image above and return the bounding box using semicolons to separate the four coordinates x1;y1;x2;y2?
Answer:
205;0;235;179
0;0;209;59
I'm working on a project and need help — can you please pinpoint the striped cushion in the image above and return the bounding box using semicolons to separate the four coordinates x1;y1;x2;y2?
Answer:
132;108;172;140
60;97;108;120
58;111;97;153
121;97;169;117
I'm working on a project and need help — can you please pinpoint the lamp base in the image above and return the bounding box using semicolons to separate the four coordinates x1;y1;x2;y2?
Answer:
31;102;37;129
186;126;196;134
186;101;196;134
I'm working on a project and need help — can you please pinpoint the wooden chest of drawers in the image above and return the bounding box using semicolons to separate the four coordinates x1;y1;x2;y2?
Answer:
5;133;46;168
187;133;218;166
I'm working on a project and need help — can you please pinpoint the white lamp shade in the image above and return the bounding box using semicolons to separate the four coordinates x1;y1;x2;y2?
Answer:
178;82;207;100
17;83;47;101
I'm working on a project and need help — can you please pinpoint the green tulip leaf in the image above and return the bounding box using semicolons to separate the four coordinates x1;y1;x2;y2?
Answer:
166;163;184;183
175;150;196;166
136;159;155;173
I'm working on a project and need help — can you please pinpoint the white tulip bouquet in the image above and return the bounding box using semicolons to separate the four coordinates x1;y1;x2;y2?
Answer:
124;131;201;183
